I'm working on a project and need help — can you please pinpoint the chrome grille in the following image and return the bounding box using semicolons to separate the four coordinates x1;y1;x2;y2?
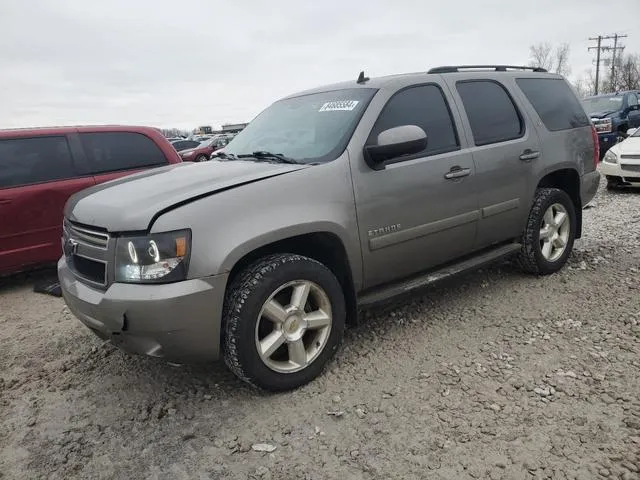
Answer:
64;220;109;249
620;154;640;160
621;165;640;173
63;219;111;287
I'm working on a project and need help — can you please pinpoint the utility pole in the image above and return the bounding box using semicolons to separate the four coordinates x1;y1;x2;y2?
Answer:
589;36;603;95
589;34;627;95
610;33;627;91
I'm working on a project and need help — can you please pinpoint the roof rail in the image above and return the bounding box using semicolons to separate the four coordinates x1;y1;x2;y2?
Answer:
428;65;548;74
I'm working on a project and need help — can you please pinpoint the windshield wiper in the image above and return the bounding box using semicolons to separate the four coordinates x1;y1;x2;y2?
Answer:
237;151;303;165
210;151;237;160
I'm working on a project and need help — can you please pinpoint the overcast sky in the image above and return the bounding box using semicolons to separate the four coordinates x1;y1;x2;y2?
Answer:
1;0;638;130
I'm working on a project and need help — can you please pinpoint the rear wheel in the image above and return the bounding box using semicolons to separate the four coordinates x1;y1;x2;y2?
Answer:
222;254;345;391
194;155;207;162
517;188;576;275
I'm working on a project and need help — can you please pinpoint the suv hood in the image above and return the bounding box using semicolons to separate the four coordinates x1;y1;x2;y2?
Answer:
588;110;616;119
65;160;308;231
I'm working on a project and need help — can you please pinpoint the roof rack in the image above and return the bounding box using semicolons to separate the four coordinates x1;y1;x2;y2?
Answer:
428;65;548;74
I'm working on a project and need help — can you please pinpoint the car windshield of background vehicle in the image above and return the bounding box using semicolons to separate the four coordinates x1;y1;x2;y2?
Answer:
224;88;377;164
581;96;623;115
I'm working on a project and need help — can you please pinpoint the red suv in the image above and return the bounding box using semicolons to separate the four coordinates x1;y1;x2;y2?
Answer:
0;125;182;276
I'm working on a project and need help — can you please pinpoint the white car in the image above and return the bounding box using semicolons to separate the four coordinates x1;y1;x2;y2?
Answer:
600;127;640;189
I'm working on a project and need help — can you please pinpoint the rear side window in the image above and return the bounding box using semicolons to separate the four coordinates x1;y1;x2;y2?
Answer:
456;80;524;146
0;136;76;189
369;84;459;157
516;78;590;131
80;132;167;174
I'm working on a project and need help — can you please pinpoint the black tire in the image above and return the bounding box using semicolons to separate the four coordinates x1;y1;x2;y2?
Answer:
222;254;346;391
606;176;622;190
517;188;576;275
194;155;207;162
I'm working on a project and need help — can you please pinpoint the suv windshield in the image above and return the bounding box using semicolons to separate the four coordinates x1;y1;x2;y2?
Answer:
581;95;624;115
224;88;377;164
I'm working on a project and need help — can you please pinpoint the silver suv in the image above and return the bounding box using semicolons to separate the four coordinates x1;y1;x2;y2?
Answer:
59;65;600;391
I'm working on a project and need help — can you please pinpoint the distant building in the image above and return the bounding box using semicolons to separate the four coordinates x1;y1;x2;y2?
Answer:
221;123;248;134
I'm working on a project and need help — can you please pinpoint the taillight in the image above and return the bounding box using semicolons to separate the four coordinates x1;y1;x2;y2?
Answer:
591;124;600;167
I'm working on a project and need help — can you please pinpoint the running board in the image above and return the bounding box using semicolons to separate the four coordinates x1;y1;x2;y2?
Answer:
358;243;521;307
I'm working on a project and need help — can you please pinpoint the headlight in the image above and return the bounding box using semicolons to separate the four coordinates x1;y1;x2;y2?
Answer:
603;150;618;164
115;230;191;283
594;118;612;134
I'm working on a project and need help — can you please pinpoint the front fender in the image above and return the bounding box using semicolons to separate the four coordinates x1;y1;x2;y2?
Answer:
149;157;363;289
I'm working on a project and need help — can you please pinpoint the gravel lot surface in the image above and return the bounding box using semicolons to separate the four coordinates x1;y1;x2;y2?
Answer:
1;178;639;480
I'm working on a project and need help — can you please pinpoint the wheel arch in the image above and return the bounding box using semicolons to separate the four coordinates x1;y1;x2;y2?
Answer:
224;231;359;328
536;168;582;238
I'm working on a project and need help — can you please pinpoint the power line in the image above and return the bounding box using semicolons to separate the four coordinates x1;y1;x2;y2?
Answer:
588;34;627;94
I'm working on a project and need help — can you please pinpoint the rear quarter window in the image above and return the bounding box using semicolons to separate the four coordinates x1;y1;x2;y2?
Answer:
516;78;590;131
0;136;76;189
80;132;168;174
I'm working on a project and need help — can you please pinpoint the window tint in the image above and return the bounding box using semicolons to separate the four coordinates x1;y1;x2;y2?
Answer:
456;80;523;145
516;78;590;131
369;84;459;156
0;136;76;189
80;132;167;174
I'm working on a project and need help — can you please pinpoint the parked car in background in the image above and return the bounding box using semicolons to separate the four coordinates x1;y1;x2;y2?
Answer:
0;125;182;276
582;91;640;158
179;134;233;162
59;65;599;391
600;127;640;189
170;139;201;152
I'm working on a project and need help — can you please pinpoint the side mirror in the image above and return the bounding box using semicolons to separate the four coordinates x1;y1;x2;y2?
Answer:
363;125;427;170
627;128;638;136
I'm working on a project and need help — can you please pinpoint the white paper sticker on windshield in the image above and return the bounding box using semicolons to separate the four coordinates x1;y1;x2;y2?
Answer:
319;100;359;112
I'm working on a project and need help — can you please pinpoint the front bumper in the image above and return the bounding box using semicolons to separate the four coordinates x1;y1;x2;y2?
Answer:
598;133;618;156
58;257;228;362
599;159;640;185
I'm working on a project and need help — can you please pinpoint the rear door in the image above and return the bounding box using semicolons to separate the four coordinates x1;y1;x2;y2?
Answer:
0;135;95;273
445;76;541;249
78;131;171;185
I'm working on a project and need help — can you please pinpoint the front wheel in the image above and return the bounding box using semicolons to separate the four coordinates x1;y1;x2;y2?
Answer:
194;155;207;162
222;254;345;391
517;188;576;275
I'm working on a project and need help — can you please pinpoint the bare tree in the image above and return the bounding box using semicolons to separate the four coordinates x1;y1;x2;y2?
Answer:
529;42;571;76
604;53;640;92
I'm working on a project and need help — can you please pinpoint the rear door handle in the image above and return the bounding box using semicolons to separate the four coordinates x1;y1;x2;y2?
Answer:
0;199;11;205
519;149;540;161
444;167;471;179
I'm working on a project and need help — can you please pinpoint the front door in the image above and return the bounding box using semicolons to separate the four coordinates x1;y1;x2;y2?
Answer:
350;83;480;289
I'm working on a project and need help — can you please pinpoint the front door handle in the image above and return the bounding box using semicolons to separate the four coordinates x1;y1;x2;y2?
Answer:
0;199;11;205
519;149;541;161
444;167;471;179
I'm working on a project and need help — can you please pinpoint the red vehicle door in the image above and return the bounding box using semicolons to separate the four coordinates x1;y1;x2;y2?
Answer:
0;135;95;274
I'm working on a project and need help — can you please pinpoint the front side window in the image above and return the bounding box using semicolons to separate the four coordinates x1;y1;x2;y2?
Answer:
456;80;524;146
627;93;639;107
224;88;377;164
0;136;76;189
367;84;459;157
516;78;590;131
80;132;167;174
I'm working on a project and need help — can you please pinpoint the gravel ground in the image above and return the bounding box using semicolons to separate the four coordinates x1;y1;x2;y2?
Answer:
1;178;639;480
